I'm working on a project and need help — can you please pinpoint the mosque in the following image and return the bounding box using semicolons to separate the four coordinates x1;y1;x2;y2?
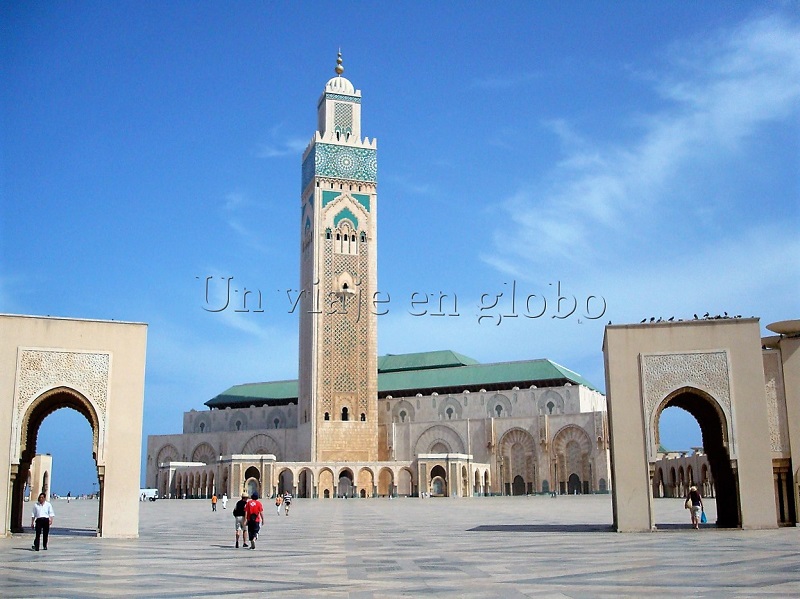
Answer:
145;56;612;500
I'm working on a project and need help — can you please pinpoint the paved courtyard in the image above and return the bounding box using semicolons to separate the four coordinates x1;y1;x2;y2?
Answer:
1;494;798;597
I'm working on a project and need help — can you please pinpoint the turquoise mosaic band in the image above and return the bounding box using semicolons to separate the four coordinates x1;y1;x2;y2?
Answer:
318;92;362;106
302;143;377;190
322;190;371;212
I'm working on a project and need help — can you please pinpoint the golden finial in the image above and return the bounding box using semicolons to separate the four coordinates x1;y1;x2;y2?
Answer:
335;50;344;76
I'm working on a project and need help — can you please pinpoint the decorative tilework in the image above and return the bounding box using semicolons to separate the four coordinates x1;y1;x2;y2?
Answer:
302;143;377;190
334;207;359;229
322;190;339;207
353;193;371;211
302;146;316;191
321;190;371;212
334;102;353;133
323;92;361;104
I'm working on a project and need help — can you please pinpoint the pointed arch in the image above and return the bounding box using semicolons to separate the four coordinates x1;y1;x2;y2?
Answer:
414;424;465;456
191;442;217;464
241;434;281;459
499;428;537;494
156;444;179;466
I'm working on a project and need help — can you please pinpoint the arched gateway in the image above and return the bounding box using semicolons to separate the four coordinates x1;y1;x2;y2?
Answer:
0;315;147;538
603;318;796;531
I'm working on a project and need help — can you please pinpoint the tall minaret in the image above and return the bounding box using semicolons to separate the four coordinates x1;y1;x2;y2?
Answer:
297;54;378;463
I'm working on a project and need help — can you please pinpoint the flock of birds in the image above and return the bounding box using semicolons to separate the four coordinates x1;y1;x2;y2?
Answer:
638;312;744;324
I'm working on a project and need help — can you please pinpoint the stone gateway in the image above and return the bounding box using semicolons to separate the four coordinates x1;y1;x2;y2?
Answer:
0;314;147;538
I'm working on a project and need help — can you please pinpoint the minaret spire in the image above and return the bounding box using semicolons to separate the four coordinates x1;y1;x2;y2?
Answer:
335;50;344;76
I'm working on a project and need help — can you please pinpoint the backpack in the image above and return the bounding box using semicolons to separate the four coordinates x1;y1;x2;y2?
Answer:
247;500;260;522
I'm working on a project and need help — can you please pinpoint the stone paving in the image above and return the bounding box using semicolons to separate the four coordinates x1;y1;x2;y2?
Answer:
1;494;798;598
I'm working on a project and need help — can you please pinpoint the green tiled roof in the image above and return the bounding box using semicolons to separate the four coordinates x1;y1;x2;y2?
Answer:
204;350;599;409
207;380;298;407
377;358;597;396
377;350;479;372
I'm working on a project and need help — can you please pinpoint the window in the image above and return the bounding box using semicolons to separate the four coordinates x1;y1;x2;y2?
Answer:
360;413;366;421
495;405;503;417
547;401;555;414
273;418;280;429
235;421;242;431
199;422;205;433
341;407;349;421
324;412;330;421
399;410;407;423
446;407;454;420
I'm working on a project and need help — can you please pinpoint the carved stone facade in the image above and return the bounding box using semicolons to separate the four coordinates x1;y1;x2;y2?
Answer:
641;351;733;461
12;349;110;464
147;378;611;499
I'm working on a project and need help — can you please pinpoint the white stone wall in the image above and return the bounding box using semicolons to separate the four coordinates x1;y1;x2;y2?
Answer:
149;382;610;495
183;405;297;434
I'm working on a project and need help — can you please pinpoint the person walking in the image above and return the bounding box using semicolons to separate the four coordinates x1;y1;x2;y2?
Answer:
686;485;704;529
244;492;264;550
221;493;228;510
275;493;283;515
211;493;218;512
233;492;249;548
31;493;55;551
282;491;292;516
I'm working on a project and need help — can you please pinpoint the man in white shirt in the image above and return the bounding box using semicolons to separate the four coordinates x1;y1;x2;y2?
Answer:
31;493;55;551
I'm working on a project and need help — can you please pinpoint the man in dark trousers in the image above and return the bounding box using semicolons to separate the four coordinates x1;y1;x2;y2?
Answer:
244;492;263;550
31;493;55;551
233;492;249;548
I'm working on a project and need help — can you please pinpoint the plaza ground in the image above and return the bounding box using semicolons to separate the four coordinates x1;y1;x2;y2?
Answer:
1;494;798;597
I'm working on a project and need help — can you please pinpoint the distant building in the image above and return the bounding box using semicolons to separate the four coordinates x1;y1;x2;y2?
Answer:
27;454;52;501
652;446;714;498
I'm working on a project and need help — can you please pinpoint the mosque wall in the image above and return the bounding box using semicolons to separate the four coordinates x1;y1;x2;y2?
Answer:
148;382;611;496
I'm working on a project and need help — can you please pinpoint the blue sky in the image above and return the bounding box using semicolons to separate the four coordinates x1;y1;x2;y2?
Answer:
2;2;798;494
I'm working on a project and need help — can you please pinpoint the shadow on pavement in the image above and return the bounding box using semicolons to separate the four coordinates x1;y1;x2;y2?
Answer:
468;524;614;533
48;528;98;537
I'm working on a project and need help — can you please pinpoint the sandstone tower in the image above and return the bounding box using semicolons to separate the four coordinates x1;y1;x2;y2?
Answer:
297;54;378;462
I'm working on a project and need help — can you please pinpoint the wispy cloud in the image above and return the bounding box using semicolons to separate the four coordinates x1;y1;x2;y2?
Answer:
257;137;309;158
483;13;800;281
257;123;309;158
385;174;436;196
220;192;272;254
